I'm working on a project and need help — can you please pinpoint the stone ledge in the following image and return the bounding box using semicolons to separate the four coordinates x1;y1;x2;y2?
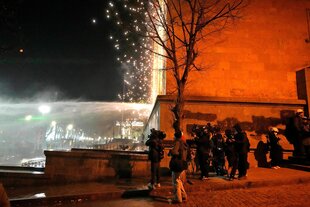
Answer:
156;95;306;105
44;150;151;183
44;150;148;161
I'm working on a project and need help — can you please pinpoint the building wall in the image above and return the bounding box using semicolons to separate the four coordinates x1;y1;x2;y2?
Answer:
165;0;310;99
152;95;306;149
143;102;160;140
145;0;310;151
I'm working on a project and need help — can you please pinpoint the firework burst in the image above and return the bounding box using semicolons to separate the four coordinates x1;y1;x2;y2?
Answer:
106;0;156;103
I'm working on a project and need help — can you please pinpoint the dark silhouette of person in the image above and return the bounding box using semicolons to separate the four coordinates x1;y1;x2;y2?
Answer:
169;131;188;203
212;126;226;176
195;127;213;180
286;109;307;156
145;129;164;189
225;129;237;178
267;127;283;169
254;140;269;168
230;124;250;180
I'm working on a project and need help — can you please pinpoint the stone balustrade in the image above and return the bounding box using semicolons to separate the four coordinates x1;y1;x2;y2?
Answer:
44;149;150;183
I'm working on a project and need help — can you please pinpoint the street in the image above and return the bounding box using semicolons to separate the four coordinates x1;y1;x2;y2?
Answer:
47;183;309;207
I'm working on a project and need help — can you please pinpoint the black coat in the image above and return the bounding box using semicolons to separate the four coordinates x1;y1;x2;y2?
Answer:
146;138;163;162
195;135;213;157
234;132;250;154
267;132;283;161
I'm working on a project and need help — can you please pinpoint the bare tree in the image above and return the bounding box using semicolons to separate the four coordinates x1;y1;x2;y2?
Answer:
109;0;246;133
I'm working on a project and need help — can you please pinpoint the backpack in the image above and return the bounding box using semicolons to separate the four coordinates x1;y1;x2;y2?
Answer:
169;140;188;172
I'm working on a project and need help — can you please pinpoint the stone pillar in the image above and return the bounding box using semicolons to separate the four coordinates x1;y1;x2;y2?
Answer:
296;67;310;117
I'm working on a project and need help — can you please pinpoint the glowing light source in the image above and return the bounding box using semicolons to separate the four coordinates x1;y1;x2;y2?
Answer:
67;124;73;130
34;193;46;198
51;121;57;126
25;115;32;121
38;105;51;114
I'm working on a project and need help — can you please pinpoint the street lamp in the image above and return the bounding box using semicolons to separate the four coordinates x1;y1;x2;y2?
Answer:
25;115;32;121
51;121;57;127
67;124;73;130
38;105;51;114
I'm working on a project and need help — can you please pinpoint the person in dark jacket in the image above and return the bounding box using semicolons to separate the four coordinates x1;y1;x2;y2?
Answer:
292;109;307;156
212;126;226;176
195;127;213;180
169;131;188;203
267;127;283;169
230;124;250;180
254;140;269;168
224;129;237;178
286;109;307;156
145;129;164;189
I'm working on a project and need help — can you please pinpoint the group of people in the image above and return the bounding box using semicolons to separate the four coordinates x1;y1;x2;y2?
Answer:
163;124;251;203
145;128;189;203
145;123;251;203
191;123;250;181
145;109;310;203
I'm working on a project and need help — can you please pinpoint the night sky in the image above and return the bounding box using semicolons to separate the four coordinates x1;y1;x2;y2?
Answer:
0;0;123;101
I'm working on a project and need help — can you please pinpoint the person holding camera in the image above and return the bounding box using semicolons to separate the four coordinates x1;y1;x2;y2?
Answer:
195;126;214;180
212;126;226;176
230;124;250;180
224;129;237;179
146;129;165;189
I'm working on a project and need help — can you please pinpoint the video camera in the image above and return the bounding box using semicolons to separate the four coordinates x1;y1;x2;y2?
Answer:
191;123;219;138
191;124;209;138
148;128;166;140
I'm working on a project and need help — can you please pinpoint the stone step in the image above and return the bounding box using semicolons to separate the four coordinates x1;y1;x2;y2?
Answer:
7;168;310;207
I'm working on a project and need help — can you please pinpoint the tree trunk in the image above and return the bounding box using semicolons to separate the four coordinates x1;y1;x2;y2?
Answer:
172;81;185;133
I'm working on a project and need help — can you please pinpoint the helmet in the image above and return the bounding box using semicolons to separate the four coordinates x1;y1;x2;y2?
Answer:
270;127;279;133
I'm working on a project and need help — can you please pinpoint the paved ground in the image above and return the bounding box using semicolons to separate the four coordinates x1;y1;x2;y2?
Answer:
6;167;310;207
40;183;310;207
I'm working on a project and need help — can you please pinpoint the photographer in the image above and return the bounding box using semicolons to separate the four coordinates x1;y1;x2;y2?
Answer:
212;126;226;176
194;125;214;180
231;124;250;180
145;128;165;189
225;129;237;179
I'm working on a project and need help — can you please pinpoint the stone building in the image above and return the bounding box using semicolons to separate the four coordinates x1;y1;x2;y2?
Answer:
145;0;310;149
